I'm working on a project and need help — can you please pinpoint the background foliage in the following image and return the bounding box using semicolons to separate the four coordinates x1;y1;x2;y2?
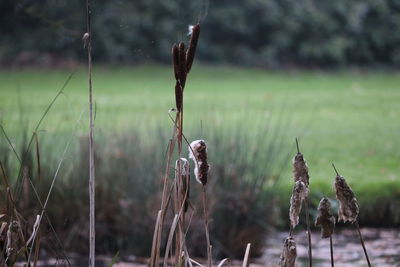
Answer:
1;0;400;68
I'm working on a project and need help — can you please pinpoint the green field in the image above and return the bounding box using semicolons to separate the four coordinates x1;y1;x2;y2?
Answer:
1;64;400;208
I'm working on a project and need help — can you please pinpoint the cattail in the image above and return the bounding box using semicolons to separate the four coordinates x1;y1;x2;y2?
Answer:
293;152;310;186
6;221;19;265
186;24;200;73
178;42;187;89
175;158;190;212
315;197;335;238
188;140;209;185
279;236;297;267
172;44;180;81
334;172;359;223
289;181;308;228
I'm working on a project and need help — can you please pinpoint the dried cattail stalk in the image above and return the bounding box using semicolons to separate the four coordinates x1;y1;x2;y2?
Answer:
289;181;308;228
279;236;297;267
175;82;183;112
186;24;200;73
293;152;310;186
334;172;359;223
315;197;335;238
178;42;187;89
6;220;19;265
188;140;209;185
172;44;179;81
175;158;190;212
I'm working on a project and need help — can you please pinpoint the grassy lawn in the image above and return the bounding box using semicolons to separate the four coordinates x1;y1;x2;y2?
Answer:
1;64;399;205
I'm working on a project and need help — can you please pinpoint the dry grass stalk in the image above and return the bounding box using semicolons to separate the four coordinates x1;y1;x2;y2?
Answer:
175;158;190;213
289;181;308;229
315;197;335;238
292;139;312;266
242;243;251;267
85;0;95;265
189;140;209;185
332;164;371;267
279;236;297;267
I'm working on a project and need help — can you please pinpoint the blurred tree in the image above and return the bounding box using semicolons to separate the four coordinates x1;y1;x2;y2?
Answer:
1;0;400;68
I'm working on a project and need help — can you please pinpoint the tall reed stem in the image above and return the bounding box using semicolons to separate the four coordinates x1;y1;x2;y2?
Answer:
329;236;334;267
304;198;312;267
354;221;371;267
86;0;95;265
202;186;212;267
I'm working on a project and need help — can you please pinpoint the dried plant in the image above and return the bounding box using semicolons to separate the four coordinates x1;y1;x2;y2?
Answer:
189;140;209;185
333;169;359;223
316;197;335;267
315;197;335;238
279;236;297;267
332;164;371;267
289;181;308;228
175;158;190;213
6;221;19;266
292;140;309;186
291;139;312;266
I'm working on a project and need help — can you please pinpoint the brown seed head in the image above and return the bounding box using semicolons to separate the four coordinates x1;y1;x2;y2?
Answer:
186;24;200;73
289;181;308;228
172;44;179;81
334;174;359;223
188;140;209;185
293;152;310;186
178;42;187;89
279;236;297;267
315;197;335;238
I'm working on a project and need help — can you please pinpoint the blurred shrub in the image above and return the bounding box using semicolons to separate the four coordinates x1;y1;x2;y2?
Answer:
1;0;400;68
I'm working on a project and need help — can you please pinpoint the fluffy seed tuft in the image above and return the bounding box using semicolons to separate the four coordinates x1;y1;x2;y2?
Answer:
334;174;359;223
279;236;297;267
188;140;209;185
292;152;310;186
315;197;335;238
289;181;308;228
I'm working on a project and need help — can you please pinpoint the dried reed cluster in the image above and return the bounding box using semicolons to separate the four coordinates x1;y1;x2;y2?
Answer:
279;236;297;267
315;197;335;238
293;152;310;186
189;140;209;185
334;173;359;223
175;158;190;212
172;24;200;112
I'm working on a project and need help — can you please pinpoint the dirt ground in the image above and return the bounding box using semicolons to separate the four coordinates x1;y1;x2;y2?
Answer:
16;228;400;266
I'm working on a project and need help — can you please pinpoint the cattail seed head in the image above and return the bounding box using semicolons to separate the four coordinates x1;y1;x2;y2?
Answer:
172;44;180;81
188;140;209;185
293;152;310;186
186;24;200;73
315;197;335;238
289;180;308;228
279;236;297;267
334;173;359;223
175;158;190;212
178;42;187;89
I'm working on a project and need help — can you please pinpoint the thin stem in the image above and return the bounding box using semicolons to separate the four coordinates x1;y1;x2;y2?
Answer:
332;163;340;176
295;138;300;154
304;197;312;267
329;236;334;267
354;221;371;267
202;186;212;267
86;0;95;265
